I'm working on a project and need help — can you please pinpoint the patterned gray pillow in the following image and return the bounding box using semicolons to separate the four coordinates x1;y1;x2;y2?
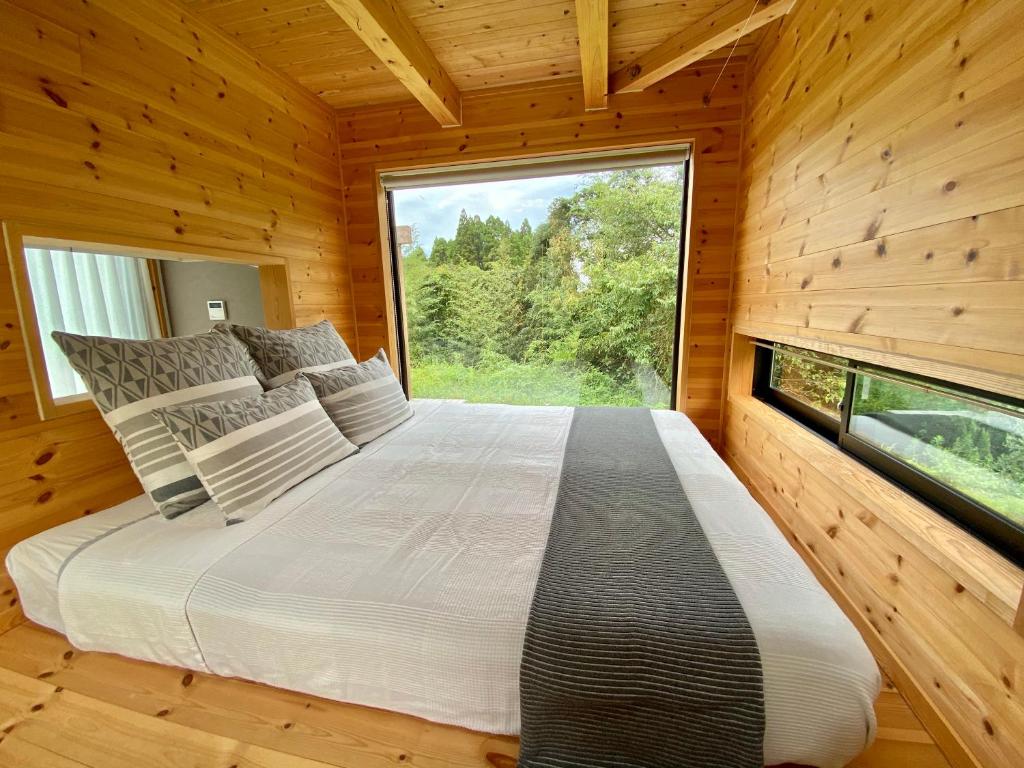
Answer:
153;376;358;523
220;320;356;387
304;349;413;446
51;329;264;518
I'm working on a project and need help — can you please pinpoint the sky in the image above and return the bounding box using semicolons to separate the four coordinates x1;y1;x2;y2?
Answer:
390;173;589;253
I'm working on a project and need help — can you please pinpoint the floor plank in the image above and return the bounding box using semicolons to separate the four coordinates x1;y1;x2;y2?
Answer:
0;623;946;767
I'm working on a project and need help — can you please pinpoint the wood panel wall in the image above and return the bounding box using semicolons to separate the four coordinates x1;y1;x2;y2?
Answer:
0;0;355;581
724;1;1024;766
336;66;747;444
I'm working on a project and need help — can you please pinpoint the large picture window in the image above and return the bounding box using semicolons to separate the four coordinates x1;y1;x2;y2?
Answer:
382;147;690;409
754;341;1024;564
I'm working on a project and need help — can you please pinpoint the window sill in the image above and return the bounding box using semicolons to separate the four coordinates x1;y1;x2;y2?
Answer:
728;392;1024;627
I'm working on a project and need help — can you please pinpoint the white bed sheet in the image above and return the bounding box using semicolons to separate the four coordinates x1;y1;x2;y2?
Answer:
7;399;879;768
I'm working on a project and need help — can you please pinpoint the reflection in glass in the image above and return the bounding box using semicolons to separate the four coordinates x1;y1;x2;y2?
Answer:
849;374;1024;530
769;345;847;421
25;248;161;399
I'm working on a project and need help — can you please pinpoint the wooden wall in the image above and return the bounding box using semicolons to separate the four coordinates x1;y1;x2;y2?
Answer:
724;1;1024;766
0;0;355;578
336;66;747;444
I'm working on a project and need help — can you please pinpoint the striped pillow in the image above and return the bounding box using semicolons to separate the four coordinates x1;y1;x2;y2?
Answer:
152;376;357;523
51;329;265;518
304;349;413;447
219;320;356;388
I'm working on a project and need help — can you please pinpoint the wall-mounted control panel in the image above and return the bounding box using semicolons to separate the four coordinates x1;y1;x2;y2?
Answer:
207;299;226;321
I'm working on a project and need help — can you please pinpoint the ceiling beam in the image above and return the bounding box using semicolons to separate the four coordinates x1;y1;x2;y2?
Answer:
574;0;609;110
610;0;796;94
324;0;462;126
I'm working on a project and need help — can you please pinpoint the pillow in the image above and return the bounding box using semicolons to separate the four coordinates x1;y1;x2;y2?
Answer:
220;320;356;387
152;376;358;523
51;329;264;518
304;349;413;447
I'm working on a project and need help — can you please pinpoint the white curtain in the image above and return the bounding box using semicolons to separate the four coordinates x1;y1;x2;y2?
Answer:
25;248;162;399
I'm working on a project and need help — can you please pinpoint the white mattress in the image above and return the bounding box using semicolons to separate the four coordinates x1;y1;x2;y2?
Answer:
8;399;880;767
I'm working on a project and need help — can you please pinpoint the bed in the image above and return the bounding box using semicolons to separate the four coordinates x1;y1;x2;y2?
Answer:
7;399;880;767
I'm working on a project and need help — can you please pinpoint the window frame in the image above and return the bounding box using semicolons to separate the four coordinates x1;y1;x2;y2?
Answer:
380;148;693;408
3;221;295;421
753;341;1024;565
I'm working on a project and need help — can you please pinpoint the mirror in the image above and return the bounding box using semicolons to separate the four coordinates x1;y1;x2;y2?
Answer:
5;225;292;419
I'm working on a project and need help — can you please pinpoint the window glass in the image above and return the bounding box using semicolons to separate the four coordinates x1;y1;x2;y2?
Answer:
25;248;161;400
769;345;847;421
849;373;1024;530
390;165;687;408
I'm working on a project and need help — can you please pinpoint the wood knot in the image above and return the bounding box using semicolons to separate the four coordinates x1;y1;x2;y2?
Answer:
825;525;838;538
30;703;44;712
800;276;812;289
156;709;170;718
951;306;965;317
965;248;978;263
954;583;965;593
486;752;518;768
181;673;193;687
62;650;74;660
943;180;957;192
876;241;887;256
983;718;994;736
831;256;842;269
41;86;68;108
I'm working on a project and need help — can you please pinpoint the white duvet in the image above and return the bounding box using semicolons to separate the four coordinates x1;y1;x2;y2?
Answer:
8;400;880;767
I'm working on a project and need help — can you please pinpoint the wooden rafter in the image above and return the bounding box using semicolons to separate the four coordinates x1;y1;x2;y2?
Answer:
574;0;609;110
610;0;796;94
324;0;462;126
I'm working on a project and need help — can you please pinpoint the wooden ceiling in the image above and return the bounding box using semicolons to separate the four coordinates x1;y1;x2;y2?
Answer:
182;0;781;118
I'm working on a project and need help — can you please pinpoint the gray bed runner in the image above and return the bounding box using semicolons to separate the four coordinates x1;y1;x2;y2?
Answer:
519;407;764;768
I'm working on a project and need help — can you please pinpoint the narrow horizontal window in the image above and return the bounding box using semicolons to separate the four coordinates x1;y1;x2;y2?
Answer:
753;341;1024;565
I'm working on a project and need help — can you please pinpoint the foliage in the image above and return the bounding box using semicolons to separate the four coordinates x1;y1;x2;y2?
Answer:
402;168;683;409
770;350;846;419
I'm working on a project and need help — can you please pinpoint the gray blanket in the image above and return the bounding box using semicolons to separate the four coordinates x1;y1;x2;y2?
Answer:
519;408;764;768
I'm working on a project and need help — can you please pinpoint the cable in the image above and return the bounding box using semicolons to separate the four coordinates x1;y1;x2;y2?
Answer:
705;0;762;106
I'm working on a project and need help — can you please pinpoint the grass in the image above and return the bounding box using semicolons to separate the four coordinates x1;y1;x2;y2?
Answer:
408;358;661;407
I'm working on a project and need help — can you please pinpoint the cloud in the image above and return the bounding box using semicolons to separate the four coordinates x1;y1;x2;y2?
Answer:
391;173;587;252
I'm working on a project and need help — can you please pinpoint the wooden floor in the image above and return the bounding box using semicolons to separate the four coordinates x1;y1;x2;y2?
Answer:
0;622;950;768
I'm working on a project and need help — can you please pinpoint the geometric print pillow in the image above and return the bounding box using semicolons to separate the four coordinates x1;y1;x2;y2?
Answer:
217;320;356;388
304;349;413;447
51;328;264;518
152;376;358;523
